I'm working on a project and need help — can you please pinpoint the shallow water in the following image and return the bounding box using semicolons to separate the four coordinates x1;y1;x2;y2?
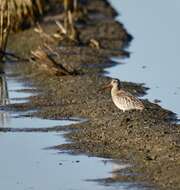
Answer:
0;74;149;189
108;0;180;120
0;113;78;128
0;76;79;128
0;132;137;190
7;78;34;104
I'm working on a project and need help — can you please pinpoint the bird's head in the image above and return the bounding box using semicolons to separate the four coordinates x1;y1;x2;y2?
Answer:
100;78;120;91
110;79;120;88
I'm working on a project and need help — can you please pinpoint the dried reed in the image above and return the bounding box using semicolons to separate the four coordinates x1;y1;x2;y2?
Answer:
8;0;45;30
0;0;46;61
64;0;76;12
0;0;10;61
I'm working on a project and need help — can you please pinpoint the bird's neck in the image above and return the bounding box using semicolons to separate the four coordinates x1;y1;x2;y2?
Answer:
111;86;120;95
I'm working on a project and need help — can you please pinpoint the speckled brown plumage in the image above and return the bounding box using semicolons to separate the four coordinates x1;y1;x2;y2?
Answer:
106;79;144;112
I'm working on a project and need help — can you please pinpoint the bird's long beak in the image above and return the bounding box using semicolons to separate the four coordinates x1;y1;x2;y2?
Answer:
99;83;112;92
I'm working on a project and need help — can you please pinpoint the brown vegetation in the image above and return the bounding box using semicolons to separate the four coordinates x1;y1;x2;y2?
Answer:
0;0;11;61
0;0;46;61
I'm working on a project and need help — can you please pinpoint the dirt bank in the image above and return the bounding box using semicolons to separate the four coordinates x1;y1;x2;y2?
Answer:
4;0;180;189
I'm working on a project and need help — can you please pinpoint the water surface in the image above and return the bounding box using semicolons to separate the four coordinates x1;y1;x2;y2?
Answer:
0;132;137;190
108;0;180;119
0;73;149;189
7;78;34;104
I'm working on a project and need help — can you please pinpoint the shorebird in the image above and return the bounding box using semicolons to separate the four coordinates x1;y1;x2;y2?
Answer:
102;79;144;112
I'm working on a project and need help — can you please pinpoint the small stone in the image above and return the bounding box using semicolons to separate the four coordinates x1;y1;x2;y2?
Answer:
154;99;161;104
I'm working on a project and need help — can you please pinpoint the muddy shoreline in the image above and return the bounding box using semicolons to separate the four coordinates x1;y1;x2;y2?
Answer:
4;0;180;189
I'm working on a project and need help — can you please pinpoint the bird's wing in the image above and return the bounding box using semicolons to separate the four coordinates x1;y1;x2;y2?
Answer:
117;90;144;107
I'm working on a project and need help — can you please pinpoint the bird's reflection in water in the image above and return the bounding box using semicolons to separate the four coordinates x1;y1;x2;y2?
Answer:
0;70;10;127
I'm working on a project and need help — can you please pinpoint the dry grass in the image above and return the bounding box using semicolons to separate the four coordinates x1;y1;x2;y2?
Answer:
0;0;79;61
0;0;10;60
0;0;46;61
5;0;46;30
64;0;77;12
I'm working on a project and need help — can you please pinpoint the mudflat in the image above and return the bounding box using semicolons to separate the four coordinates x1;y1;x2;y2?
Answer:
5;0;180;189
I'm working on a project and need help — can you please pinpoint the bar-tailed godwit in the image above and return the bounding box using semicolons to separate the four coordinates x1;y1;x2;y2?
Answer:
102;79;144;112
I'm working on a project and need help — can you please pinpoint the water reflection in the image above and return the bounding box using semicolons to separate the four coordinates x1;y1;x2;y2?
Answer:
0;74;80;129
7;78;35;104
0;73;10;127
0;68;150;189
0;74;10;105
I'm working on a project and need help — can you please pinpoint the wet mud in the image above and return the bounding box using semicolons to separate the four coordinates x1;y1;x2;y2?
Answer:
5;0;180;189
